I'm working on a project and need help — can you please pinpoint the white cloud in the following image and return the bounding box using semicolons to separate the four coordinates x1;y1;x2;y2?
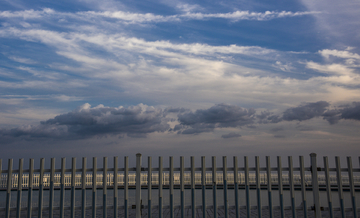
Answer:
1;12;360;111
306;61;355;76
319;49;360;60
8;56;36;64
180;10;320;22
176;4;202;13
1;8;319;24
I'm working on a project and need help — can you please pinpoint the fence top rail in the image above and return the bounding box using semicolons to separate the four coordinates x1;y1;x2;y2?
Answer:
2;167;359;175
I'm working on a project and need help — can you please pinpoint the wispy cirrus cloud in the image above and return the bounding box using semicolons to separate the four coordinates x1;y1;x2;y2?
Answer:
1;8;320;24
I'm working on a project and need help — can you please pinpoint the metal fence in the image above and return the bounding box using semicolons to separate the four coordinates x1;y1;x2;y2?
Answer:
0;153;359;218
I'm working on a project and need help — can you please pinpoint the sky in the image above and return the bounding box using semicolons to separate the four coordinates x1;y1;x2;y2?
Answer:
1;0;360;166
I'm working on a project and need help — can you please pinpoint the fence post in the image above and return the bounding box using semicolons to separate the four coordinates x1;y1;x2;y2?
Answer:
60;158;65;218
159;156;163;218
6;159;13;218
201;156;206;218
38;158;45;218
335;157;345;218
49;158;55;218
180;156;185;218
71;157;76;218
103;157;108;218
114;156;118;218
347;157;357;218
136;153;142;218
82;157;87;218
148;156;152;218
277;157;284;218
16;158;23;218
170;156;174;218
191;156;195;218
310;153;321;218
27;159;34;218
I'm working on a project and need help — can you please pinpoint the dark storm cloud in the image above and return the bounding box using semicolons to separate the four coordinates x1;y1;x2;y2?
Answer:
257;111;282;124
221;132;241;139
340;102;360;121
2;101;360;142
282;101;330;121
322;109;341;124
177;104;256;134
320;102;360;124
0;104;170;140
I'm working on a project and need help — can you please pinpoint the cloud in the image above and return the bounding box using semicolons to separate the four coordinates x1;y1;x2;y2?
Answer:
282;101;329;121
281;101;360;124
79;11;179;23
180;10;320;22
8;56;37;64
319;49;360;60
322;109;341;124
257;111;282;124
221;132;241;139
0;8;53;19
340;102;360;121
1;8;319;24
177;104;256;134
306;62;355;76
0;103;170;140
1;101;360;142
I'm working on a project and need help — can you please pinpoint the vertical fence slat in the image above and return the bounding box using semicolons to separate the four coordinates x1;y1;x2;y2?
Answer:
71;157;76;218
347;156;357;218
244;156;250;218
266;156;273;218
114;156;118;218
124;156;129;218
299;156;308;218
310;153;320;218
277;157;284;218
335;156;345;218
233;156;239;218
191;156;195;218
38;158;45;218
93;157;97;218
288;156;296;218
201;156;206;218
16;158;23;218
255;156;261;218
4;154;359;218
169;156;174;218
323;156;333;218
148;157;152;218
180;156;185;218
82;157;87;218
6;159;13;218
103;157;108;218
49;158;55;218
159;156;163;218
136;154;141;218
223;156;228;218
27;158;34;217
212;156;217;218
60;158;66;218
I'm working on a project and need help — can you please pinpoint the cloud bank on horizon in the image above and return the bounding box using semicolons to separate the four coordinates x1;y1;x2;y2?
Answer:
1;101;360;141
0;0;360;158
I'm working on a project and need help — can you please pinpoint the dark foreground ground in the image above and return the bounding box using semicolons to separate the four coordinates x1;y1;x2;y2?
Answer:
0;208;356;218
